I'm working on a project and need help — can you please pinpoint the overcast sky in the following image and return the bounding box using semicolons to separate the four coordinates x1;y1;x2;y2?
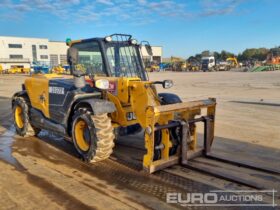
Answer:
0;0;279;57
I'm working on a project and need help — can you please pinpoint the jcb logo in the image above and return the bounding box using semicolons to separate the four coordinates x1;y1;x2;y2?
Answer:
127;112;136;121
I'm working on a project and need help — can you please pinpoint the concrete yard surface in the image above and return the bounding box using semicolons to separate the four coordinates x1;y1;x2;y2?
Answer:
0;71;279;209
150;71;280;148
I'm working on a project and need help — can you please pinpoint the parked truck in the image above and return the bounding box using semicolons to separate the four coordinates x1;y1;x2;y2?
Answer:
201;56;215;72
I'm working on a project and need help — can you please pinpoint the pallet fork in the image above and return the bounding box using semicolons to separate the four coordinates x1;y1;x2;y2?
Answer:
141;98;216;173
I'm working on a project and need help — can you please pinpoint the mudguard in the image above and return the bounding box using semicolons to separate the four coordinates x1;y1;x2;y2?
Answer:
11;90;28;105
74;98;116;115
12;90;27;98
158;93;182;105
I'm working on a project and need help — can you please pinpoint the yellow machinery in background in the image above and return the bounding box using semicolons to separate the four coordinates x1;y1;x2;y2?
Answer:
226;57;239;69
189;65;200;71
187;57;201;72
145;61;160;72
22;68;31;74
0;65;3;74
8;67;22;74
145;64;160;72
7;67;30;74
188;61;200;71
52;66;66;74
170;56;188;71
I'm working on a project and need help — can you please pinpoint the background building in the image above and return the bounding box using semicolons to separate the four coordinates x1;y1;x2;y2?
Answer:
0;36;162;70
141;46;162;64
48;41;68;67
0;36;68;70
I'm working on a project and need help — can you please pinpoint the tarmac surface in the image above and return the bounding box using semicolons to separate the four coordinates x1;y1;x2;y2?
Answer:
0;71;279;209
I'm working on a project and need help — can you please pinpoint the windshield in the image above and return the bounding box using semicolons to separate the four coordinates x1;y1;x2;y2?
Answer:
105;43;146;79
202;59;209;64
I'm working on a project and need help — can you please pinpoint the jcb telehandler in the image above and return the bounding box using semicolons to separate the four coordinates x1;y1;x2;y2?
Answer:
12;34;216;173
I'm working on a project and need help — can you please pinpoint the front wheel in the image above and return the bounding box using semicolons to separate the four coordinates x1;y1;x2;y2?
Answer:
72;110;115;163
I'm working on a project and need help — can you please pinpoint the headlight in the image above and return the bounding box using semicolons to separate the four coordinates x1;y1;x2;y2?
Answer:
105;36;112;42
95;79;110;90
130;39;138;45
163;80;173;89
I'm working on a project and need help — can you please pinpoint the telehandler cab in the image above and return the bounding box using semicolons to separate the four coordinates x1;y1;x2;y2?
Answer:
12;34;216;173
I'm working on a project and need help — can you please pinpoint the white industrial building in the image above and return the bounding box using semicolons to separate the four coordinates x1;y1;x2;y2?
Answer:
0;35;162;70
141;45;162;62
0;36;68;70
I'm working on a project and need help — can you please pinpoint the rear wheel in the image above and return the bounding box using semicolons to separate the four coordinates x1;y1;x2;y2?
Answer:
72;110;115;163
12;97;41;137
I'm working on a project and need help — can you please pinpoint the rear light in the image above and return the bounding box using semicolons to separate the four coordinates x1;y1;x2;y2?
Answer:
86;79;94;87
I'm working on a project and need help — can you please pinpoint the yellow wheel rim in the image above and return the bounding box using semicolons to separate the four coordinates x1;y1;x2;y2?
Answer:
15;106;24;129
74;119;90;151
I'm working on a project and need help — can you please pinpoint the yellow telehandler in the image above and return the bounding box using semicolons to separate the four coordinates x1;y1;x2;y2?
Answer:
12;34;216;173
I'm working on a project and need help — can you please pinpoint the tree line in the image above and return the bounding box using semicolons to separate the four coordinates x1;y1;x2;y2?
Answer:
188;47;280;62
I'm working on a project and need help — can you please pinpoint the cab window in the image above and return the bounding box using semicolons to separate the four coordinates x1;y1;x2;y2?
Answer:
73;41;106;76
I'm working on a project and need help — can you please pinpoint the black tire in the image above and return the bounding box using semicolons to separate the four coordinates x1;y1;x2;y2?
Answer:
153;124;162;161
117;124;142;137
153;124;181;160
156;93;183;158
72;109;115;163
169;125;181;156
12;97;41;137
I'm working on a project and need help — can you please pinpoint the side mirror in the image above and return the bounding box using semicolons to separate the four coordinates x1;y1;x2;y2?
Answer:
145;45;153;56
140;41;153;56
163;80;173;89
67;47;78;66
